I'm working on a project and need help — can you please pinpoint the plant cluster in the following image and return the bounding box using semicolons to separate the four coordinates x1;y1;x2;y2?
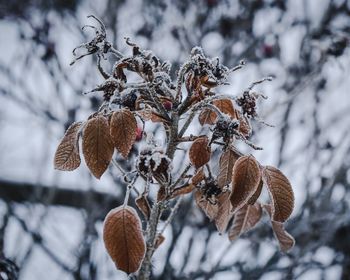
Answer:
54;16;295;279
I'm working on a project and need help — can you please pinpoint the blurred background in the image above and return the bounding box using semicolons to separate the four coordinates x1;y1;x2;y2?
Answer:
1;0;350;279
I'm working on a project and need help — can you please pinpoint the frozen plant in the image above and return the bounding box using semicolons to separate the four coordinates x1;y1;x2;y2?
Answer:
54;15;295;280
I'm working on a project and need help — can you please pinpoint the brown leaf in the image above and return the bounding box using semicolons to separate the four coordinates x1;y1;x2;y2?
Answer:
191;168;206;185
155;234;165;250
110;109;137;158
217;149;241;188
271;220;295;252
213;99;237;119
189;136;211;169
198;108;217;125
228;202;262;241
263;204;295;252
214;191;234;233
237;111;251;138
54;122;83;171
103;206;146;274
138;109;167;123
198;99;237;125
82;115;114;179
262;166;294;222
135;195;151;220
157;186;166;202
170;183;195;199
230;155;261;213
195;190;219;221
247;179;263;205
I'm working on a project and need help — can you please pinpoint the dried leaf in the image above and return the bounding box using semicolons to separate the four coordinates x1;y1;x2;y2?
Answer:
137;150;171;185
237;111;251;138
191;167;206;185
138;109;167;123
213;99;237;119
198;99;237;125
217;149;240;188
54;122;83;171
262;166;294;222
247;179;263;205
214;191;234;233
230;155;261;213
271;220;295;252
157;186;166;202
198;108;217;125
195;190;219;221
135;195;151;220
171;183;195;199
263;204;295;252
110;109;137;158
189;136;211;169
82;115;114;179
228;202;262;241
103;206;146;274
155;234;165;250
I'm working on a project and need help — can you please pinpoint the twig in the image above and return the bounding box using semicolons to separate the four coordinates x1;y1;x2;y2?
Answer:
160;197;183;235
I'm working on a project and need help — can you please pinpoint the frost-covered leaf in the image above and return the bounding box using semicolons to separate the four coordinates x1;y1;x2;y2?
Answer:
155;234;165;250
271;220;295;252
135;195;151;220
228;202;262;241
237;111;251;138
247;179;263;205
138;109;167;123
189;136;211;168
198;108;217;125
195;190;219;220
110;109;137;158
191;167;206;185
214;191;234;233
137;149;171;185
213;99;237;119
157;186;166;202
230;155;261;213
198;99;237;125
171;184;195;199
217;148;240;188
82;115;114;179
262;166;294;222
103;206;146;274
263;204;295;252
54;121;83;171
